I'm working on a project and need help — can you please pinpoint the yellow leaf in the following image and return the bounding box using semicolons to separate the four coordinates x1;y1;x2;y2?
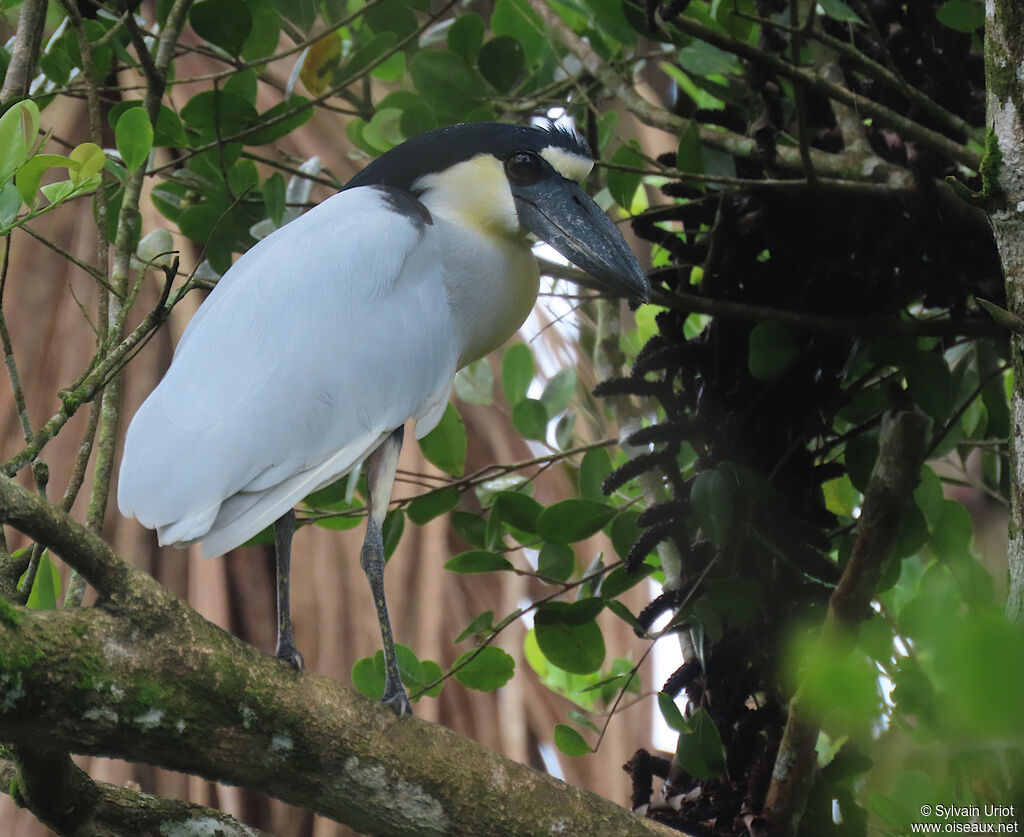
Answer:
69;142;105;183
300;33;342;96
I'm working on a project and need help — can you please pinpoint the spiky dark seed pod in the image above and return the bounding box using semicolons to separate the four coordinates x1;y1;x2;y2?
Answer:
622;749;672;810
636;589;678;632
632;343;684;377
662;658;701;697
636;501;688;528
626;522;676;571
626;421;692;447
603;452;666;495
592;376;666;399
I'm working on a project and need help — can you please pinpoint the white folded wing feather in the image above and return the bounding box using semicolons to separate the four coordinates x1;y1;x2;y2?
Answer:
117;187;457;556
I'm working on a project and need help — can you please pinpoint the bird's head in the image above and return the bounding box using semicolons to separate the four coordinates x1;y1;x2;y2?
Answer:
345;122;651;304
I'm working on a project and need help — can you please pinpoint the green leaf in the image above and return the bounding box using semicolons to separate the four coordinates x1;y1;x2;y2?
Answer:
554;723;592;756
535;602;606;674
749;320;798;381
537;542;575;582
69;143;105;184
274;0;315;32
246;97;314;145
25;552;59;610
677;41;740;76
478;36;524;93
537;499;616;543
242;1;281;60
455;609;495;642
0;181;21;227
190;0;253;56
445;550;514;574
448;14;485;62
512;398;548;440
554;413;575;450
844;431;879;493
454;358;493;405
180;90;259;134
399;102;439;139
311;512;362;531
263;172;285;226
675;707;726;779
540;369;576;416
365;0;418;38
418;403;467;476
406;486;460;525
493;491;543;534
658;691;686;731
817;0;863;24
342;32;397;80
607;141;644;209
690;469;733;547
382;509;404;558
109;102;186;147
905;351;953;423
41;180;78;205
223;68;258;104
451;510;487;548
606;599;645;633
227;159;258;195
928;498;972;562
491;0;546;65
409;50;486;120
676;119;704;174
609;511;642;563
579;447;612;500
351;644;439;701
601;563;654;600
501;343;534;404
371;49;407;82
15;154;72;207
0;100;40;184
453;646;515;690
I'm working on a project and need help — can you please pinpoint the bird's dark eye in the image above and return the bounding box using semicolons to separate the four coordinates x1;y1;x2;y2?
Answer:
505;152;544;184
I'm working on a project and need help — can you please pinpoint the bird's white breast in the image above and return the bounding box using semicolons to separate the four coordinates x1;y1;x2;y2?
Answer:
415;154;541;368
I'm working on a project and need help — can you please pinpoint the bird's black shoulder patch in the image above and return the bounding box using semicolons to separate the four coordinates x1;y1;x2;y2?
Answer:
375;186;433;230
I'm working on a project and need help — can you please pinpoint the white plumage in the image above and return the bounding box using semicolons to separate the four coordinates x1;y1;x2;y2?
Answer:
118;182;536;557
118;122;649;709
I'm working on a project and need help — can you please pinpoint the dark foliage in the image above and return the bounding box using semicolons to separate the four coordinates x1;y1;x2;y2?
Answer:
604;1;1001;833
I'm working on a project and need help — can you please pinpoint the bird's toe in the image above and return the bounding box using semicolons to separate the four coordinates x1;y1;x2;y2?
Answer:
276;643;305;671
381;688;413;717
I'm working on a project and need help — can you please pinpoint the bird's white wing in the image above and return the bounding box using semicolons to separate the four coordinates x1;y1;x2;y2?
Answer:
117;186;457;556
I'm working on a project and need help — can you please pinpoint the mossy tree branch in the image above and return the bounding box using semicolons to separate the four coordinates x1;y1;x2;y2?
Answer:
0;473;684;837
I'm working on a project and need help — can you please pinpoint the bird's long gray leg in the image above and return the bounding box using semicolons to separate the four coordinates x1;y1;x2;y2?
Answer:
274;509;304;669
362;427;411;716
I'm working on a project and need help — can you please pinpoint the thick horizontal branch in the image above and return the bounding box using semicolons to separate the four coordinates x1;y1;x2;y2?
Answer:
0;475;684;837
0;603;683;837
3;749;270;837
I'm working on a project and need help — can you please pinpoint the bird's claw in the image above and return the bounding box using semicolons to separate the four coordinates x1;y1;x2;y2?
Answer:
381;686;413;717
276;643;305;671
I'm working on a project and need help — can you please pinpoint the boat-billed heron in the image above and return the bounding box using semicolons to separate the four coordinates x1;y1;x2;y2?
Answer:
118;121;650;715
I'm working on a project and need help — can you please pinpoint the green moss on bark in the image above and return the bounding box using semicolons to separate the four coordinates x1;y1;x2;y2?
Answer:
0;597;21;628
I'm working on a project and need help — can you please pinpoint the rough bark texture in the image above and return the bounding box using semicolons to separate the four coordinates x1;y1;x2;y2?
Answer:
0;473;680;837
986;0;1024;624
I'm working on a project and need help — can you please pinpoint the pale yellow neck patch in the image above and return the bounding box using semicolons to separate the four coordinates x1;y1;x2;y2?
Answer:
540;145;594;182
413;154;521;238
